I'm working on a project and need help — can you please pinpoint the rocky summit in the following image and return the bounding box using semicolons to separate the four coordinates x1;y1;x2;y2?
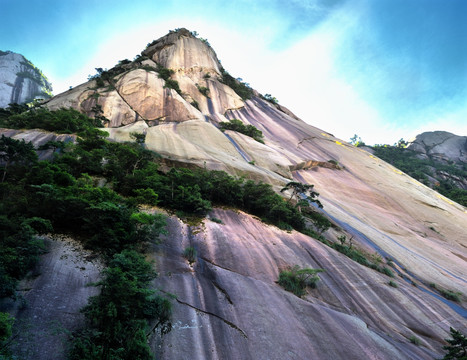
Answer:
1;29;466;360
0;51;52;108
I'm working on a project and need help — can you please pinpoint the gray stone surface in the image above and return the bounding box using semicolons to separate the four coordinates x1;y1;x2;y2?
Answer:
408;131;467;164
0;237;102;360
0;51;52;108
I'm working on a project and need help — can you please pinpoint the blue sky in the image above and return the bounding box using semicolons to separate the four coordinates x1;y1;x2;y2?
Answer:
2;0;466;144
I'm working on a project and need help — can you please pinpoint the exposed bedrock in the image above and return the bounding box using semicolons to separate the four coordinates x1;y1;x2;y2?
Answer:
149;210;463;360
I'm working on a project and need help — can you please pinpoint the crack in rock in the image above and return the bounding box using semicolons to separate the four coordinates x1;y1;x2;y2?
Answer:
211;279;233;305
174;297;247;338
297;136;317;147
112;78;148;122
200;256;236;274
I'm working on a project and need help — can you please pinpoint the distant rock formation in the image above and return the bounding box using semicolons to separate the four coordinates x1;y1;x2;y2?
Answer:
0;51;53;108
408;131;467;164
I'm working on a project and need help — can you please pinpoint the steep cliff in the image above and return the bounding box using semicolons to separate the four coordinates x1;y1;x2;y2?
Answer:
0;51;52;108
2;29;466;360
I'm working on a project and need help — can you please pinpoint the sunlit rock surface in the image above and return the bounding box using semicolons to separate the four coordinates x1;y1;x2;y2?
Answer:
0;51;52;108
4;28;466;359
149;210;465;360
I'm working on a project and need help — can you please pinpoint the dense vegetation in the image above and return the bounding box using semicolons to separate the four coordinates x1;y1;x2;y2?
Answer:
0;106;334;358
371;144;467;206
261;93;279;105
0;107;172;359
218;119;264;143
0;106;407;357
69;250;171;360
0;312;14;359
0;106;102;134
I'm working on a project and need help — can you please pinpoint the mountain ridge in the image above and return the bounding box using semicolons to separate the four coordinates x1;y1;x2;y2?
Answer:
1;28;466;360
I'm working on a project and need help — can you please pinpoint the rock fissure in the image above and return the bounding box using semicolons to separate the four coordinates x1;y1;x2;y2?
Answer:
111;81;148;122
297;136;317;147
10;74;24;104
173;297;247;338
420;134;456;154
211;280;234;305
200;256;236;274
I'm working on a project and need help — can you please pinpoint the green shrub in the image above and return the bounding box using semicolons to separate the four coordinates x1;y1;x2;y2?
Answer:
278;265;324;297
380;267;395;277
429;283;462;302
0;215;45;298
197;85;209;97
140;64;158;72
210;217;223;224
1;107;103;133
440;289;461;302
219;69;253;100
155;64;182;95
262;93;278;104
164;79;182;94
191;100;200;110
372;143;467;206
218;119;264;143
0;312;14;358
183;246;197;264
388;281;398;288
409;335;420;345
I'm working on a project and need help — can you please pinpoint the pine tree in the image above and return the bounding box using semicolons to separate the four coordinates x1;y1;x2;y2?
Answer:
443;327;467;360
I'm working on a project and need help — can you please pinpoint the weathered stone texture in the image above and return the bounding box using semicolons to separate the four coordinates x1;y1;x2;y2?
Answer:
0;51;52;108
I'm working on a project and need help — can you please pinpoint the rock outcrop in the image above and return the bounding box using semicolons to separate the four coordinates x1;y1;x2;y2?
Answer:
3;29;467;360
0;51;52;108
408;131;467;164
0;128;76;160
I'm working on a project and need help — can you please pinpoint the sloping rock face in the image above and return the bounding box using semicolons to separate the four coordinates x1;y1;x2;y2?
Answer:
0;51;52;108
8;29;467;359
148;210;465;360
0;237;102;360
408;131;467;164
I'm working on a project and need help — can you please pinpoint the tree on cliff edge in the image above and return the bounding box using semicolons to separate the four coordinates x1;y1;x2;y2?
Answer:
280;181;322;213
443;327;467;360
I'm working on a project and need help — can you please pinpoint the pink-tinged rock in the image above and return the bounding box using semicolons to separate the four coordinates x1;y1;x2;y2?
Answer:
149;209;461;359
116;69;204;122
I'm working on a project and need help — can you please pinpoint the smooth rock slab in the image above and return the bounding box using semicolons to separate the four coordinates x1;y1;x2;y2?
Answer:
0;237;102;360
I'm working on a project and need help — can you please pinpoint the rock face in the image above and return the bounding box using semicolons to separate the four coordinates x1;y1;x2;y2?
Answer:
0;51;52;108
0;237;102;360
4;29;467;359
0;128;76;160
149;210;465;360
408;131;467;164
